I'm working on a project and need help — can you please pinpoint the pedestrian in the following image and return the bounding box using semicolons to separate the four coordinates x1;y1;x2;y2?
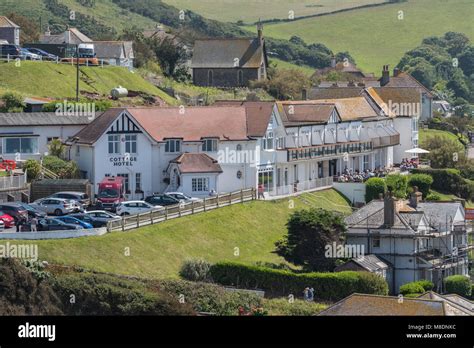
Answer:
258;184;265;199
303;287;309;301
30;216;38;232
14;216;20;232
308;287;314;302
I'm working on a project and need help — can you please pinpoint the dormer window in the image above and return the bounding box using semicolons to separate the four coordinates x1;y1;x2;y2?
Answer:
202;138;218;152
262;131;274;150
165;139;181;153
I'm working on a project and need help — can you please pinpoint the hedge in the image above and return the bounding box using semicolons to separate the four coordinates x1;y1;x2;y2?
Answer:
407;174;433;198
444;275;472;298
210;262;388;301
365;177;386;203
411;168;474;200
399;280;434;295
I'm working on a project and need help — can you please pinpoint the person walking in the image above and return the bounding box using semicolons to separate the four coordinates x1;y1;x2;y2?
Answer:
258;184;265;200
30;216;38;232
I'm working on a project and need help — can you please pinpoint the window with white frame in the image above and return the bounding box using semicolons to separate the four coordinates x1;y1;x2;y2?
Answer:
412;117;419;132
276;137;285;149
165;139;181;153
3;137;38;154
135;173;142;192
108;135;120;154
125;135;137;154
262;131;274;150
202;139;218;152
192;177;209;192
117;173;129;193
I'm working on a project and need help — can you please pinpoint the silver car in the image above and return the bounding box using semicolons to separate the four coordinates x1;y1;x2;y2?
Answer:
30;198;76;216
84;210;121;223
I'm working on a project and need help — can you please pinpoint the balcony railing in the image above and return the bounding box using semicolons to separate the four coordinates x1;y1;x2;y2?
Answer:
287;142;373;162
0;174;27;191
372;134;400;148
267;177;333;197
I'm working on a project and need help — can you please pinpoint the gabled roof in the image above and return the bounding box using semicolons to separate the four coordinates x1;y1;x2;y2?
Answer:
310;97;379;122
309;87;365;100
93;41;134;59
191;38;266;69
0;112;93;127
418;292;473;316
318;293;445;316
349;254;389;272
277;102;337;126
380;71;433;97
0;16;19;28
71;105;272;146
366;87;422;117
40;28;92;45
171;153;223;174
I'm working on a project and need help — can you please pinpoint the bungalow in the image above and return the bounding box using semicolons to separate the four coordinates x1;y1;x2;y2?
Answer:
0;16;20;45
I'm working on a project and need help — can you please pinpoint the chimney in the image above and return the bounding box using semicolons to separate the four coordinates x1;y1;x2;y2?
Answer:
409;186;423;208
393;67;401;77
257;21;263;45
384;192;397;227
64;27;71;44
331;55;336;68
381;65;390;86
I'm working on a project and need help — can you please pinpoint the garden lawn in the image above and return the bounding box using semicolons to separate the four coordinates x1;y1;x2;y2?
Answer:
13;189;351;279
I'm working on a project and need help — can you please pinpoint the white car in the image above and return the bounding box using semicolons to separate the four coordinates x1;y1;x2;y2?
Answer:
115;201;162;216
84;210;120;223
165;192;202;203
30;198;76;216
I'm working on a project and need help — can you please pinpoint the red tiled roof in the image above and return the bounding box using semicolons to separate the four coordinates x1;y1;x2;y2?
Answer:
171;153;222;173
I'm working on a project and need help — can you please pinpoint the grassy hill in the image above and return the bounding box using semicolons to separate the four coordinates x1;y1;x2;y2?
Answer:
245;0;474;74
0;61;176;104
163;0;387;24
12;190;351;279
419;129;465;151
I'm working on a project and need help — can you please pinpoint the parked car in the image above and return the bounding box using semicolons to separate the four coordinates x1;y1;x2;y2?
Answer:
49;192;90;209
84;210;121;224
55;216;93;229
165;192;202;203
144;194;180;207
20;48;41;60
0;203;28;220
0;211;15;228
30;198;76;216
115;201;160;216
38;218;81;231
0;219;4;231
0;44;21;59
23;47;58;61
15;202;47;219
69;213;107;228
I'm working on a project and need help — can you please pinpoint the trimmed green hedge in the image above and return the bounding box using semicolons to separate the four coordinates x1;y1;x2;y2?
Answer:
365;177;386;203
444;275;472;298
407;174;433;198
210;262;388;301
411;168;474;200
399;280;434;295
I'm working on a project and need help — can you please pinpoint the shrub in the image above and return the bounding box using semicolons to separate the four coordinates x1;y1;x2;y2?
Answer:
412;168;474;200
43;155;80;179
179;259;212;282
444;275;472;297
407;174;433;198
210;262;388;301
386;174;408;198
24;159;42;181
156;279;262;316
263;298;327;316
425;193;441;201
0;92;25;112
52;272;195;315
399;280;434;295
365;177;386;203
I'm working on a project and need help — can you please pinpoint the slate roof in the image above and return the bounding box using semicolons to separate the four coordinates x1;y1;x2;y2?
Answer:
93;41;134;59
0;112;93;126
40;28;92;45
417;292;473;316
308;87;365;100
380;72;433;97
318;293;446;316
278;103;336;126
171;153;223;174
0;16;19;28
349;254;389;272
72;108;120;144
417;202;463;231
191;38;266;69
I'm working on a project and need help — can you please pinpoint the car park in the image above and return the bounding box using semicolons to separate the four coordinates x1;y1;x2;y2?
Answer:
0;211;15;228
115;201;160;216
144;194;180;207
0;203;28;221
0;44;21;59
84;210;121;224
69;213;107;228
49;192;90;209
38;218;81;231
30;198;76;216
20;48;41;60
165;192;202;203
55;216;93;229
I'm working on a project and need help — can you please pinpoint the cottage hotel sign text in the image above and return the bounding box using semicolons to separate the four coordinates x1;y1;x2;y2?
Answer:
110;154;137;167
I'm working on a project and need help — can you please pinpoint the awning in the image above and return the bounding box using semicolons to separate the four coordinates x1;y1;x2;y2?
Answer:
405;148;430;154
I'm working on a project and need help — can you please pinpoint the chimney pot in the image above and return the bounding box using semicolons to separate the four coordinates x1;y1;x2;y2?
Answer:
384;192;396;227
393;67;401;77
381;65;390;86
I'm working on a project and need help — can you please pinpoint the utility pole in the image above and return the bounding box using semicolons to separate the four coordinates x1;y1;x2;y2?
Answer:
76;44;80;102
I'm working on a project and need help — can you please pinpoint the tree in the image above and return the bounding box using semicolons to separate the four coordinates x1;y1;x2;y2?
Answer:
252;68;312;100
0;92;25;113
48;139;66;158
458;46;474;77
386;174;408;199
149;36;189;78
7;13;40;43
275;208;346;272
423;136;466;168
444;32;470;56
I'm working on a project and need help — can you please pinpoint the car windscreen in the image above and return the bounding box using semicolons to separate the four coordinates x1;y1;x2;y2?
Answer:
98;188;119;198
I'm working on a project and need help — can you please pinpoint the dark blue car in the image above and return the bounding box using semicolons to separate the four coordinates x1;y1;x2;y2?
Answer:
55;216;93;229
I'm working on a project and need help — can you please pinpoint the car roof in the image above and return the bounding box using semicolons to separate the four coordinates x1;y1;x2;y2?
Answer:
52;191;86;195
40;197;70;201
122;200;148;204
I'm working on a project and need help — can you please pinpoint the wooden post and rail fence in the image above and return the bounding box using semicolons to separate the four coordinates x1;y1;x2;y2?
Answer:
107;188;256;232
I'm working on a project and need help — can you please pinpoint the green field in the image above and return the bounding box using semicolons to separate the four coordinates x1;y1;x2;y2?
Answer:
163;0;387;24
419;129;464;150
246;0;474;74
269;58;315;76
15;190;351;279
0;61;176;104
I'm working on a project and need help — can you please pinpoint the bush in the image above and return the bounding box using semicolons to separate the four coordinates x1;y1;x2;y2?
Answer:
52;272;195;315
0;92;25;112
179;259;212;282
365;178;386;203
386;174;408;198
411;168;474;200
263;298;327;316
444;275;472;297
399;280;434;295
407;174;433;198
43;155;80;179
210;262;388;301
425;193;441;201
24;159;42;181
156;279;262;316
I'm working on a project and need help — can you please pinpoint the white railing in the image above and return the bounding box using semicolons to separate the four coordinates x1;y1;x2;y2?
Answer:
0;174;27;191
267;177;334;197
